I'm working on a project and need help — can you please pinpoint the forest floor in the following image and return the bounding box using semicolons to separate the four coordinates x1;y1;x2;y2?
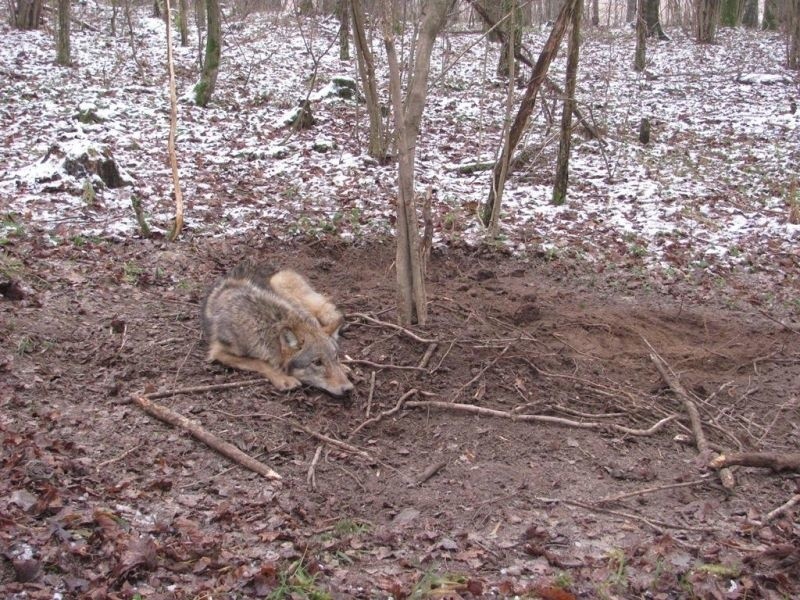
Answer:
2;235;799;599
1;3;800;600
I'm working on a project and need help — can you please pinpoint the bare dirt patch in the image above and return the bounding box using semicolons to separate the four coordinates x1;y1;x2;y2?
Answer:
1;236;799;599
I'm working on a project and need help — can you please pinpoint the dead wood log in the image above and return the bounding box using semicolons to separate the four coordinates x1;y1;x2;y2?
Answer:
647;345;736;489
131;394;282;480
710;452;800;473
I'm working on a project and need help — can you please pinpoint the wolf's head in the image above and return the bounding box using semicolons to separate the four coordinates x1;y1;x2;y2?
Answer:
279;326;353;397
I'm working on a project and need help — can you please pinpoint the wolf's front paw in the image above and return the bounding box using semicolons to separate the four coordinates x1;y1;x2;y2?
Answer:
273;374;301;391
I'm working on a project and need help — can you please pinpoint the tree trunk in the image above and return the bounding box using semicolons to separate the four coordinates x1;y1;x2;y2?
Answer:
552;0;582;206
695;0;721;43
384;0;452;325
645;0;668;39
590;0;598;26
178;0;189;46
789;0;800;70
14;0;43;29
337;0;350;60
762;0;778;30
634;0;646;71
57;0;71;65
626;0;636;23
720;0;740;26
352;0;387;160
165;0;184;240
741;0;757;27
195;0;221;106
480;0;579;227
497;0;522;77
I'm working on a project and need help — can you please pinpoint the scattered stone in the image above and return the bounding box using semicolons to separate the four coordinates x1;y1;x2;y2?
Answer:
474;268;495;281
312;137;336;153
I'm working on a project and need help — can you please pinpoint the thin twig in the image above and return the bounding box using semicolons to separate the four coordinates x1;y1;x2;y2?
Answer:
289;420;373;461
365;371;376;418
348;312;437;344
418;342;439;369
594;479;709;506
344;358;428;372
349;389;418;439
307;445;323;490
763;493;800;523
405;400;675;436
143;378;264;400
452;344;511;401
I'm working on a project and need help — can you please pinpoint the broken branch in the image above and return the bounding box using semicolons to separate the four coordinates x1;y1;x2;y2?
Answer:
131;394;281;480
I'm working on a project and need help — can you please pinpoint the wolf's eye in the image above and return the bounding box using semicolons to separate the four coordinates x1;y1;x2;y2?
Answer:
312;358;323;367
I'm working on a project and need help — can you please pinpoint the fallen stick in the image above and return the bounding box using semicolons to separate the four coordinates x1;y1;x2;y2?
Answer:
646;342;736;489
411;460;447;487
418;342;439;369
289;421;373;461
348;313;437;344
344;358;427;372
595;479;708;506
404;400;675;436
144;378;264;400
349;389;418;439
709;452;800;473
130;394;281;480
763;493;800;523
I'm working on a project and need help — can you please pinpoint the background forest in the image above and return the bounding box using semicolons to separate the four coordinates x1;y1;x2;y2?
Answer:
1;1;800;598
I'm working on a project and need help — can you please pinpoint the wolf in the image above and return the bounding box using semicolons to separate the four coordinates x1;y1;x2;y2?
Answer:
201;261;353;396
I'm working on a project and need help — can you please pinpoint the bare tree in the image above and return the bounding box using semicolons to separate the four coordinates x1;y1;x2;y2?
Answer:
741;0;757;27
351;0;388;159
763;0;778;30
337;0;350;60
720;0;741;26
790;0;800;69
195;0;221;106
695;0;721;43
552;0;582;206
11;0;43;29
165;0;184;240
383;0;452;325
57;0;71;65
178;0;189;46
634;0;646;71
480;0;580;228
644;0;668;39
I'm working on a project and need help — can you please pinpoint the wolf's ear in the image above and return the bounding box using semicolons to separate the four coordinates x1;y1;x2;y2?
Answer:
280;328;300;350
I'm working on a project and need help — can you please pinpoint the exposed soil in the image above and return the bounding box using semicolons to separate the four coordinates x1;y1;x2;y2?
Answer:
1;235;799;599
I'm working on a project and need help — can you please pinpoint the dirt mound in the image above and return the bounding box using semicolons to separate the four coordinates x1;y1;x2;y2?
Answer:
1;237;798;598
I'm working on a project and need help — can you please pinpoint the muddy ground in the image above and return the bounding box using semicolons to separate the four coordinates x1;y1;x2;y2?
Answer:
1;235;799;599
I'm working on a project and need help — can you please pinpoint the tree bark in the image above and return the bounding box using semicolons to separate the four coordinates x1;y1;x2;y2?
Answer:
552;0;582;206
644;0;668;39
480;0;579;227
384;0;452;325
634;0;646;71
762;0;778;30
165;0;184;240
14;0;43;29
741;0;757;27
789;0;800;70
195;0;221;106
337;0;350;60
352;0;387;160
695;0;721;43
720;0;740;26
178;0;189;46
626;0;636;23
57;0;71;65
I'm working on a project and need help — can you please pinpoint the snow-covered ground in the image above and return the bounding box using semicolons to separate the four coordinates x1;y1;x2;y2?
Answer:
1;7;798;286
